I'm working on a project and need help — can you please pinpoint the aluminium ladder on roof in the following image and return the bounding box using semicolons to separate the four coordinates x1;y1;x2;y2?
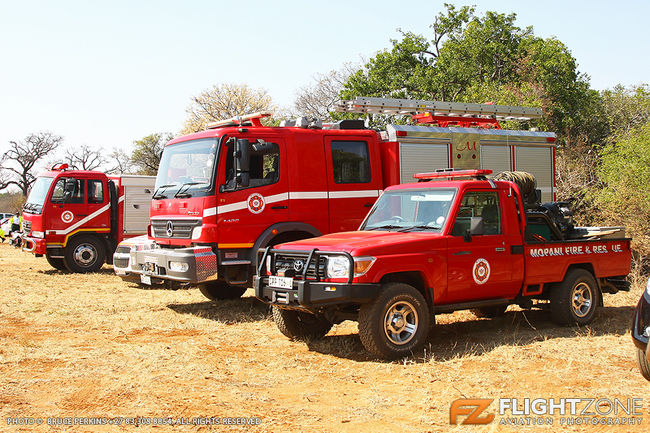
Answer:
333;97;543;121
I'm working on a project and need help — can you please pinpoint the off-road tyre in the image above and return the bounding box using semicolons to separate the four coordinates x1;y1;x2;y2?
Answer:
46;253;68;272
272;306;333;340
550;269;600;326
198;281;247;300
637;346;650;381
63;235;106;273
358;283;430;359
471;305;508;319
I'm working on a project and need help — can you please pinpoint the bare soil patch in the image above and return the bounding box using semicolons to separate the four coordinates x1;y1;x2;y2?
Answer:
0;243;647;432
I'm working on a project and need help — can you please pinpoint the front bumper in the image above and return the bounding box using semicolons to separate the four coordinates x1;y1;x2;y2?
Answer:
116;246;217;284
632;291;650;359
21;236;46;255
254;275;380;310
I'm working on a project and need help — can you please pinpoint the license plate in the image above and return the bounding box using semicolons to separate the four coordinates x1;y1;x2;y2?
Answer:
140;274;152;285
268;275;293;289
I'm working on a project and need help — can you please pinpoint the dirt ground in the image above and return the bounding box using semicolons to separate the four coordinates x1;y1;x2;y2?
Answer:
0;242;648;432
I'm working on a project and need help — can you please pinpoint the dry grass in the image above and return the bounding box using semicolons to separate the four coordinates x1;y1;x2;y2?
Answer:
0;242;648;432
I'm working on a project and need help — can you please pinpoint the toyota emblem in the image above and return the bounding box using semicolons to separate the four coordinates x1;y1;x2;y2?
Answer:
293;260;305;273
166;221;174;237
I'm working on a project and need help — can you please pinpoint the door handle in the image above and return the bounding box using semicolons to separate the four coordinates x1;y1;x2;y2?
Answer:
453;251;471;256
77;214;88;217
495;247;506;252
364;203;373;207
271;205;287;210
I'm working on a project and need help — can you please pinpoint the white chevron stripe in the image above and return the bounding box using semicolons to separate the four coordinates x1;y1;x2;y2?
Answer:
51;195;124;235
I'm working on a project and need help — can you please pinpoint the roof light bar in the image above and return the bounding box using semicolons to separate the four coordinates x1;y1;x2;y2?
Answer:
207;111;272;129
414;169;493;180
50;163;69;171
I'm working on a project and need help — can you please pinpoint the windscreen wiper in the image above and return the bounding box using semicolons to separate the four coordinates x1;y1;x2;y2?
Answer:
152;184;175;200
398;224;441;232
174;182;204;198
365;225;404;231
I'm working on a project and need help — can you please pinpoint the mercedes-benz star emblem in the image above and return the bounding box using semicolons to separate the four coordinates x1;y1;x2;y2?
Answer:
293;260;305;273
166;221;174;237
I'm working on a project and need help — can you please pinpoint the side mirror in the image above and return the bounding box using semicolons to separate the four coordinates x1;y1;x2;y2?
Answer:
234;138;250;188
464;217;484;242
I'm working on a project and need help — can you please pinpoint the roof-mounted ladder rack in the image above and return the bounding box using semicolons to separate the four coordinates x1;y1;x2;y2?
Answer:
334;97;543;128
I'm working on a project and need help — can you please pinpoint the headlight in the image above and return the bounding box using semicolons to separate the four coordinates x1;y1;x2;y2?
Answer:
266;254;272;274
354;256;376;277
31;231;44;239
646;278;650;296
168;261;189;273
327;256;350;279
191;226;202;240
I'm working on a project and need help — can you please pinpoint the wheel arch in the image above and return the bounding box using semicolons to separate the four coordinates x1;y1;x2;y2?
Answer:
378;271;433;310
563;263;602;306
65;231;109;258
251;222;322;260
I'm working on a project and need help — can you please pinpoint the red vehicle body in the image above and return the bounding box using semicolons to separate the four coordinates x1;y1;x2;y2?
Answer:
115;103;558;300
21;164;154;272
254;170;632;358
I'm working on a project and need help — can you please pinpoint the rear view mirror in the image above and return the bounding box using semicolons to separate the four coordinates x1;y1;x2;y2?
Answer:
464;217;484;242
234;139;250;188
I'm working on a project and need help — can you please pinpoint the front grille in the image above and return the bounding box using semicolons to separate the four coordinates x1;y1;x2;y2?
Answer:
151;219;202;239
115;246;131;254
273;253;327;280
23;221;32;234
114;257;129;268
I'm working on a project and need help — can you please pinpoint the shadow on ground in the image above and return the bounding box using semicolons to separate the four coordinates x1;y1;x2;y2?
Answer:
305;304;636;363
167;296;270;324
37;267;116;276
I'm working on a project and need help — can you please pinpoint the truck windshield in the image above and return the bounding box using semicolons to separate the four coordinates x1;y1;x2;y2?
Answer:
23;176;55;214
154;138;218;199
361;188;456;232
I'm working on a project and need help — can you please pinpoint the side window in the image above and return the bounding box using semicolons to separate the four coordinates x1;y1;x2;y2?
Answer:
224;139;280;190
50;178;84;204
88;180;104;204
331;140;371;184
51;179;65;202
250;141;280;187
68;179;85;204
451;191;501;236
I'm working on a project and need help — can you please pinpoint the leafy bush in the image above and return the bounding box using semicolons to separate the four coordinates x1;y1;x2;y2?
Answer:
595;121;650;256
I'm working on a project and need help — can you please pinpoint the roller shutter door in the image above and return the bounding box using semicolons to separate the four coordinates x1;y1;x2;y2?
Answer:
515;147;554;202
399;143;449;183
480;144;511;175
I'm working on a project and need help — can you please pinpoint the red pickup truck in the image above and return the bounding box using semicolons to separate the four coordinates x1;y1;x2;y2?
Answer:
254;170;632;358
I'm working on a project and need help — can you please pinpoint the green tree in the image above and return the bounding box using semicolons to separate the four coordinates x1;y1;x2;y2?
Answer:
340;5;599;146
600;84;650;138
131;133;173;176
594;120;650;255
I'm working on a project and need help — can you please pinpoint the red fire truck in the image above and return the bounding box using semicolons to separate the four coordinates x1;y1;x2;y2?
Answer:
21;164;155;272
114;97;558;300
255;170;632;358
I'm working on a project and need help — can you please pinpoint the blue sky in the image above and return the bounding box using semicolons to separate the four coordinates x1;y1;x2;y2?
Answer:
1;0;648;160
